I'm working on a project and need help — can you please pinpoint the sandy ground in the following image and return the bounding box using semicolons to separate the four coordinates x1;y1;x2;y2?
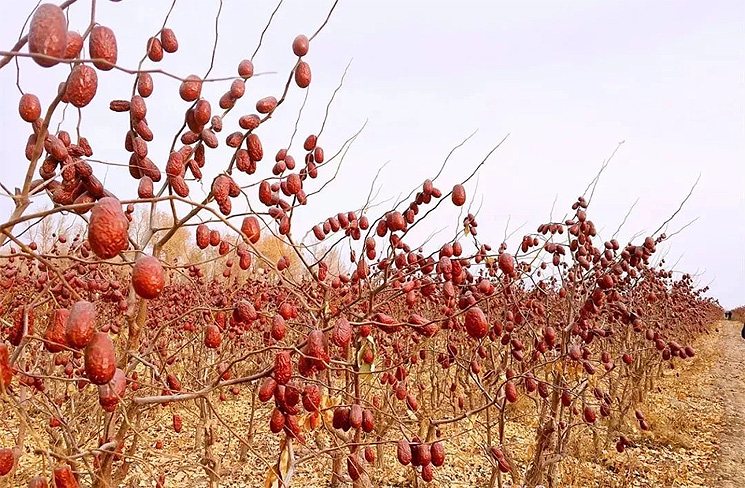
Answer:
707;320;745;487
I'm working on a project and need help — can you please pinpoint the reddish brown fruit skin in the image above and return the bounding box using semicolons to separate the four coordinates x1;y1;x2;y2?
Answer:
0;344;13;389
45;308;68;352
295;61;311;88
332;407;350;430
19;94;42;122
430;441;445;466
238;59;254;78
274;351;292;385
397;439;412;465
347;455;362;481
239;114;260;130
65;64;98;108
420;463;434;482
28;476;49;488
132;255;165;299
241;216;261;244
29;4;67;67
361;409;375;432
256;96;278;114
196;224;210;249
464;306;488;339
498;252;515;276
258;378;277;402
292;34;309;56
246;133;263;161
0;448;14;475
204;324;221;349
53;465;78;488
160;28;178;53
147;37;163;61
349;404;363;429
89;25;118;71
271;315;286;340
451;184;466;206
583;406;596;423
412;443;431;467
138;176;154;198
303;134;317;151
84;332;116;385
64;31;83;59
137;73;154;97
166;373;181;392
505;381;518;403
331;317;353;348
88;197;129;259
98;368;126;412
65;300;96;349
179;75;202;102
302;385;321;412
269;408;285;433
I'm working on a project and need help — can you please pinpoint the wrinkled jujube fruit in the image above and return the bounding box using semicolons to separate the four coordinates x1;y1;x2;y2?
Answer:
347;455;362;481
179;75;202;102
19;93;42;122
269;408;284;433
161;28;178;53
331;317;353;348
274;351;292;384
65;64;98;108
0;448;14;476
53;465;78;488
412;443;431;467
89;25;118;70
64;30;83;59
451;184;466;206
302;384;321;412
65;300;96;349
247;133;263;161
464;306;488;340
292;34;309;56
29;4;67;67
84;332;116;385
0;344;12;389
204;324;221;349
132;255;165;299
28;476;49;488
256;96;278;114
238;59;254;78
295;61;311;88
259;377;277;402
431;441;445;467
88;197;129;259
241;216;261;244
397;439;412;465
505;381;518;403
45;308;69;352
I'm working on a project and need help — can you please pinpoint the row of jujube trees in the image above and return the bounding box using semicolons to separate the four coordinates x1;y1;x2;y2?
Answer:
0;2;720;488
0;196;719;487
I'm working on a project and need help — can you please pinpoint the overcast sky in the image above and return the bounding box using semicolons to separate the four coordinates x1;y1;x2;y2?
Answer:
1;1;743;308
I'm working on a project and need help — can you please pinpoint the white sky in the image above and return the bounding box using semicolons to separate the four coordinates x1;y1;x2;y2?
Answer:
1;1;743;308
